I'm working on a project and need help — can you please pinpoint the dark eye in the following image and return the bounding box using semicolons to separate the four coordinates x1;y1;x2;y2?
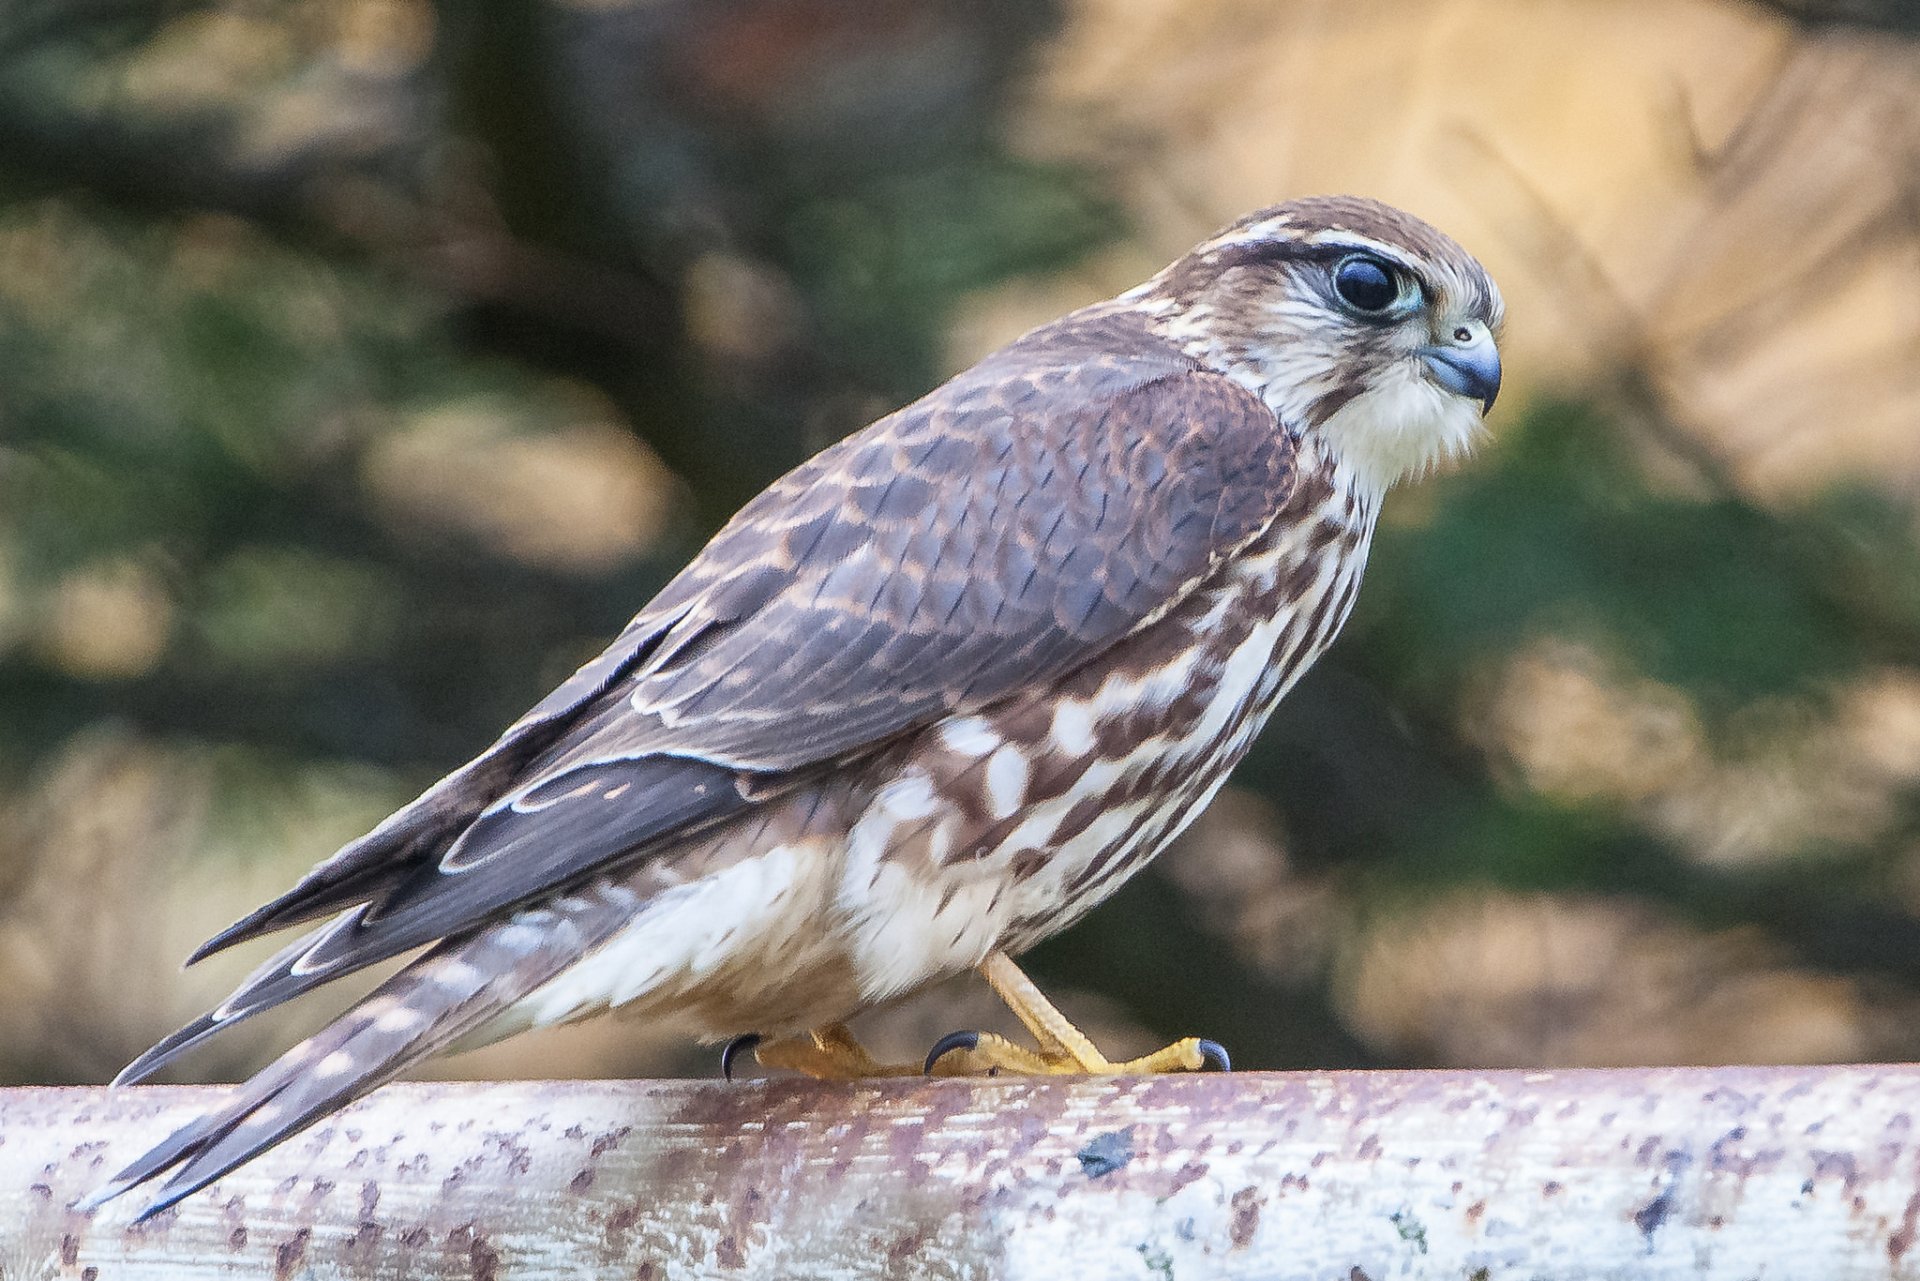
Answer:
1332;255;1400;314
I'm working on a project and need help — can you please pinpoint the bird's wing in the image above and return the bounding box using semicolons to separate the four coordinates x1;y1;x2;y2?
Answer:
126;314;1295;1081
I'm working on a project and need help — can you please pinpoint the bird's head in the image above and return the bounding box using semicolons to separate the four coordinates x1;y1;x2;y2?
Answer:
1138;196;1504;497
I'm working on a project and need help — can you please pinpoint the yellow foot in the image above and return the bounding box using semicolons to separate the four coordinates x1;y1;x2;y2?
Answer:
923;1029;1227;1075
923;951;1230;1077
726;1023;923;1080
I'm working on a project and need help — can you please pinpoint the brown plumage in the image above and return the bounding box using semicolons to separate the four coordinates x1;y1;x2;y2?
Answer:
90;195;1503;1219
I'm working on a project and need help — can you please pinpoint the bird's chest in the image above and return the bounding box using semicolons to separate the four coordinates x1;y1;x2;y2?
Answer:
836;465;1374;999
1012;477;1374;909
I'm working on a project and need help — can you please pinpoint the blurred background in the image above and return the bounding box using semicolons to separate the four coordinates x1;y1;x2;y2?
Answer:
3;0;1920;1089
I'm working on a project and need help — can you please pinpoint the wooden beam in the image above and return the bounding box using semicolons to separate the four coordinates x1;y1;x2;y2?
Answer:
10;1065;1920;1278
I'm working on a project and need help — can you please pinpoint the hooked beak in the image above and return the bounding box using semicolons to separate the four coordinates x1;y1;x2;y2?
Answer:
1420;325;1502;414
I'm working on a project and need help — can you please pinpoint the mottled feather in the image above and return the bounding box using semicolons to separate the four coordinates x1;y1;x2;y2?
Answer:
128;311;1292;1083
94;194;1503;1222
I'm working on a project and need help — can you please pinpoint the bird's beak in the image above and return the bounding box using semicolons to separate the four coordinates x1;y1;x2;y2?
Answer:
1420;324;1501;414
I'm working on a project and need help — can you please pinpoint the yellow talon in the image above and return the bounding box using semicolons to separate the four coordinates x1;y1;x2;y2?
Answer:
740;953;1228;1080
925;952;1229;1076
747;1023;923;1078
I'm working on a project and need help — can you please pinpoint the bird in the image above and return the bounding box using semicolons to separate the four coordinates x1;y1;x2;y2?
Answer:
87;194;1502;1221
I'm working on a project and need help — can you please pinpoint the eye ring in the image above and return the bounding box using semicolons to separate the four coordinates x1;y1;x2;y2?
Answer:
1331;254;1401;315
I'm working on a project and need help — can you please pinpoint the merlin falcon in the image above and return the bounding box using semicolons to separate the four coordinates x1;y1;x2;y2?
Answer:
91;195;1503;1218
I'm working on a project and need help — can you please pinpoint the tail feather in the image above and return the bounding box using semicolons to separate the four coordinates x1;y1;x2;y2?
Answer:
89;888;633;1221
113;913;365;1087
183;862;390;966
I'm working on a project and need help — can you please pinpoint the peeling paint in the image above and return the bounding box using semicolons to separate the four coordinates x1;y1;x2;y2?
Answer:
1389;1208;1429;1254
1634;1188;1674;1244
1136;1242;1175;1281
1076;1127;1135;1179
1889;1190;1920;1263
14;1067;1920;1277
1228;1184;1262;1249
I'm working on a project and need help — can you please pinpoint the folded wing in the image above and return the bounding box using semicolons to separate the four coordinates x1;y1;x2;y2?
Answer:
127;311;1297;1082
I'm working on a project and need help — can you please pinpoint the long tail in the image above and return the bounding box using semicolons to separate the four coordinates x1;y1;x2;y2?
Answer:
84;887;634;1222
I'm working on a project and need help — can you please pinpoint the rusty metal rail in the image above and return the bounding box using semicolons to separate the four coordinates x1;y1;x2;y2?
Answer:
7;1065;1920;1278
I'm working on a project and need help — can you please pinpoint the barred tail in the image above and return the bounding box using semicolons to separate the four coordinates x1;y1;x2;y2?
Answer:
85;889;632;1222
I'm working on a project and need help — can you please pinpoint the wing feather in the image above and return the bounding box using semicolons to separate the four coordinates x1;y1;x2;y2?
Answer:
176;309;1295;1004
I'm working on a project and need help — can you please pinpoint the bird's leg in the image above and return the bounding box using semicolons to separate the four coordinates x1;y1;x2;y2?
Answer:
925;951;1230;1076
741;1023;924;1079
974;950;1111;1067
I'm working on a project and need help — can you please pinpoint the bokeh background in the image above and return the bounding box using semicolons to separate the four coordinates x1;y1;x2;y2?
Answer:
3;0;1920;1089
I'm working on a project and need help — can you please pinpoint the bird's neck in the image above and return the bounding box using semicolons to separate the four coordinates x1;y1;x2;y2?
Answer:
1310;433;1395;524
1133;300;1478;503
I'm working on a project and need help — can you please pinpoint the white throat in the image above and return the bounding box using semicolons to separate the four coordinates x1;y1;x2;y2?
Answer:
1147;308;1486;503
1306;363;1486;501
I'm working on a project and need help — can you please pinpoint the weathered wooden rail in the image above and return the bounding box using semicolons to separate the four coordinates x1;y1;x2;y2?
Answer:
6;1066;1919;1278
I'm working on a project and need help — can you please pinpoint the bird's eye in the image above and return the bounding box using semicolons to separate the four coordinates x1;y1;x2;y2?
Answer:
1331;255;1400;314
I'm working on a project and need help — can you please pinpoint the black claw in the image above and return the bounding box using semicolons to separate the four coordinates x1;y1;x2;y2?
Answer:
924;1030;980;1075
721;1033;761;1081
1196;1039;1232;1072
